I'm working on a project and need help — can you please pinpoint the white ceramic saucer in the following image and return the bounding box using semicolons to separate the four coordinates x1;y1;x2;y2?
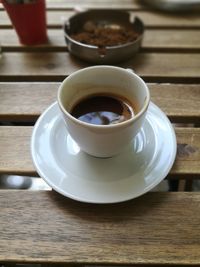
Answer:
31;102;176;204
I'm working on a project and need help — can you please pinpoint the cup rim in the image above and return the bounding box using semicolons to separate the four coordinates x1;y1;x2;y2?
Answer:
57;66;150;128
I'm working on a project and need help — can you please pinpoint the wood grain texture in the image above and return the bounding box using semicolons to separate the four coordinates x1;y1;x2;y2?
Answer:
172;128;200;177
144;29;200;51
0;83;200;123
0;126;199;177
0;190;200;265
1;10;200;29
0;0;142;10
1;29;200;52
0;52;200;83
47;10;200;29
149;84;200;123
0;83;57;121
44;0;142;10
0;127;35;175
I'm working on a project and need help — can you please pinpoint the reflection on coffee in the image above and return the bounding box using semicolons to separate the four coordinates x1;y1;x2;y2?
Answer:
71;94;137;125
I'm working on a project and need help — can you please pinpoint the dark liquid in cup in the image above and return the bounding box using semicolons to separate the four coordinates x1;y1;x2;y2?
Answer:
71;94;136;125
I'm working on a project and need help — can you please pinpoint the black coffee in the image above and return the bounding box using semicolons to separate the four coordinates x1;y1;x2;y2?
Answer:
71;94;136;125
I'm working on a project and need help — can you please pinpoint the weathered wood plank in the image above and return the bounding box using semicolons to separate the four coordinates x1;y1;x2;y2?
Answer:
1;10;200;29
0;0;142;10
172;128;200;177
45;0;142;10
1;29;200;52
0;127;35;176
0;83;57;121
0;52;199;83
0;190;200;265
150;84;200;123
0;83;200;123
0;126;199;177
144;29;200;51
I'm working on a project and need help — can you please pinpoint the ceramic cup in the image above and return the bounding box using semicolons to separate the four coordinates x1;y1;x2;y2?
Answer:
57;66;150;158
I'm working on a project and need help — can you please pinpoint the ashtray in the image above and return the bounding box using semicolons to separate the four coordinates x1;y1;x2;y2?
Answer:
64;9;144;64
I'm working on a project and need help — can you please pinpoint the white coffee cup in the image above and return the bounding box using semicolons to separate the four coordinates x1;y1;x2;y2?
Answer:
58;66;150;158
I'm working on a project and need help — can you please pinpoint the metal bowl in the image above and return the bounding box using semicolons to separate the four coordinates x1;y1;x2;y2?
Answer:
64;10;144;64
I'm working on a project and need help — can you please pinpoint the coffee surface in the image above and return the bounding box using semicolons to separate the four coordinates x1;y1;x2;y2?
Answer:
71;94;135;125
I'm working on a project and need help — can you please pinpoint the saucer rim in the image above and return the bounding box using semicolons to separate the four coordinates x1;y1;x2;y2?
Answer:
31;101;177;204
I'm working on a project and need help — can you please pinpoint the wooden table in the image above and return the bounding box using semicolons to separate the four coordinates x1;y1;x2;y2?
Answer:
0;1;200;266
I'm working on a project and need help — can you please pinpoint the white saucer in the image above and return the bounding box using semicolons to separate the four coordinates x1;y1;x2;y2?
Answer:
31;102;176;204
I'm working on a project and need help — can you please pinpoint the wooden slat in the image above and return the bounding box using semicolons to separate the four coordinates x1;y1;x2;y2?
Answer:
0;126;199;177
0;190;200;265
1;10;200;29
47;11;200;29
0;83;200;123
45;0;142;10
1;29;200;52
0;52;84;82
149;84;200;123
172;128;200;177
0;52;200;83
0;83;57;121
144;29;200;52
0;0;142;10
0;127;35;176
